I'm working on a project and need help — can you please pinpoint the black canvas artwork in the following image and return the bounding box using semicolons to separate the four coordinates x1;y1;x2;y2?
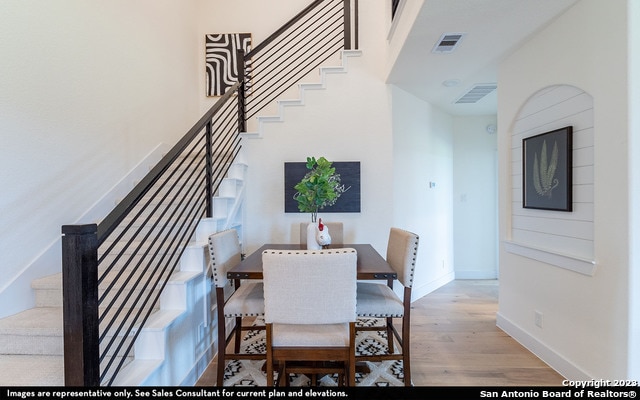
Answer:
284;161;361;213
205;33;252;96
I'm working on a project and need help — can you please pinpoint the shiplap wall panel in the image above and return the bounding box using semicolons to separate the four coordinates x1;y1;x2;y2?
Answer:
512;203;594;224
511;230;594;257
512;216;594;240
510;85;595;262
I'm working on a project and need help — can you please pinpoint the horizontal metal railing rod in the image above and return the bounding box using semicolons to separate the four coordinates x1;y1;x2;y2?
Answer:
245;0;325;59
102;192;207;385
247;19;342;103
248;1;340;77
246;35;343;119
97;139;207;279
248;20;342;90
96;82;240;243
97;158;206;312
212;105;239;141
211;144;241;199
96;152;206;306
249;23;342;90
100;176;208;359
97;170;208;330
99;203;205;359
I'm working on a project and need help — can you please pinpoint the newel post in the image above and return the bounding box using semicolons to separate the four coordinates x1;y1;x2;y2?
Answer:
61;224;100;386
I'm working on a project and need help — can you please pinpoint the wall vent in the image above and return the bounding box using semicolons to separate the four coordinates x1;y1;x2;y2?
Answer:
455;83;497;104
432;33;465;54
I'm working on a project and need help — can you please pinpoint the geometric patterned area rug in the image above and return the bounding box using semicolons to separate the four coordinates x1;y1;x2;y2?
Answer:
223;318;404;386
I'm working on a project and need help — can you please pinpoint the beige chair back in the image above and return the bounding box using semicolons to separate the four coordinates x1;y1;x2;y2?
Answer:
262;248;357;325
299;221;344;246
386;227;419;288
208;229;242;288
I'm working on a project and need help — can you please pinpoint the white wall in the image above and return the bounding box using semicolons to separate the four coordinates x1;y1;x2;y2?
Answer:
453;115;498;279
391;87;455;299
497;0;635;380
0;0;202;315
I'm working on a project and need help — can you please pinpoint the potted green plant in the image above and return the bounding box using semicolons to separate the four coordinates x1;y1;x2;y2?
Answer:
294;156;346;249
293;156;345;223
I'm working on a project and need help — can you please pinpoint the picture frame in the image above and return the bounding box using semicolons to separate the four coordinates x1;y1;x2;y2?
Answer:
205;33;252;97
284;161;361;213
522;126;573;211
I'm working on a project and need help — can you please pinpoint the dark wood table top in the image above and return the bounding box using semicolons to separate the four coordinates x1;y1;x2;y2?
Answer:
227;243;397;281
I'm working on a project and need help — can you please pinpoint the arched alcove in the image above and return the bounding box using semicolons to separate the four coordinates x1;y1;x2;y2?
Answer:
504;84;596;275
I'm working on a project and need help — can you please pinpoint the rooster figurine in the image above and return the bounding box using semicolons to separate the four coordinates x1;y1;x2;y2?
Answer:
315;218;332;249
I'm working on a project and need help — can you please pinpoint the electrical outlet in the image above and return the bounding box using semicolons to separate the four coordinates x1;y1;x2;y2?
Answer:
534;311;543;328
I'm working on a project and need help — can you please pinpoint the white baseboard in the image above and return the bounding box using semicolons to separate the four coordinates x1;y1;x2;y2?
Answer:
496;311;591;381
411;272;455;302
454;269;498;279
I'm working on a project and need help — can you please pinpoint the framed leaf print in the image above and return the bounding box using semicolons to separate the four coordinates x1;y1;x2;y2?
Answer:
522;126;573;211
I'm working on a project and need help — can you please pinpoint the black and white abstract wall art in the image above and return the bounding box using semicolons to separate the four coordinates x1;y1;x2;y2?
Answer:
205;33;252;97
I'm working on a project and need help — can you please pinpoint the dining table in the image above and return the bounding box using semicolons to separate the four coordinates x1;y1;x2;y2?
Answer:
227;243;397;282
227;243;394;377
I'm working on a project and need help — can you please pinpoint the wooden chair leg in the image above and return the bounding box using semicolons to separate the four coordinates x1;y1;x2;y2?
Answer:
386;317;395;353
266;325;274;386
216;314;226;386
349;322;356;386
311;372;317;386
234;316;243;353
402;316;411;386
279;362;289;387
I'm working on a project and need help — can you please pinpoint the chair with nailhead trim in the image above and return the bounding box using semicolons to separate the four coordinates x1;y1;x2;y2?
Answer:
262;248;358;386
208;229;265;386
354;227;419;386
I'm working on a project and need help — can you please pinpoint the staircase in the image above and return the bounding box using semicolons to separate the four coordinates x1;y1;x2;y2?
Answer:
0;50;361;386
0;154;248;386
0;0;359;385
0;49;361;388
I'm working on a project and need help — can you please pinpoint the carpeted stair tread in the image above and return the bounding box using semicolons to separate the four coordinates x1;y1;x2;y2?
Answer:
0;354;63;386
0;307;62;336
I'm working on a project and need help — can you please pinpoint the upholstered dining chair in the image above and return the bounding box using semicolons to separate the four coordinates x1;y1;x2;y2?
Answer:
299;221;344;247
262;248;358;386
355;227;419;386
208;229;265;386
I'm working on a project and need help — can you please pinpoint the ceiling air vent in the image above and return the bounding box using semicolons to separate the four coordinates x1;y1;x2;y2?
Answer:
432;33;465;54
455;83;497;104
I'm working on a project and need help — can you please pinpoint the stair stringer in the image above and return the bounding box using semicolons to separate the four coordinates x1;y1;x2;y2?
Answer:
241;50;363;139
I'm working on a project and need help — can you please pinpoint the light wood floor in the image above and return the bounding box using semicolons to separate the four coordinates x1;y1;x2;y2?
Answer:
196;279;565;386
